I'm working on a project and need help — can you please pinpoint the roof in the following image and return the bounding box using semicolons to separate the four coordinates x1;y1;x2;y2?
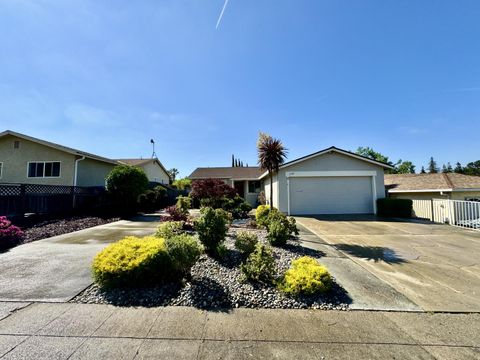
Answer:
385;173;480;192
189;167;263;180
117;158;170;179
0;130;118;165
259;146;394;179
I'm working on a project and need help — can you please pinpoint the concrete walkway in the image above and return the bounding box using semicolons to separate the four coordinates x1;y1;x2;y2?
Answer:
0;217;159;302
296;216;480;313
0;302;478;359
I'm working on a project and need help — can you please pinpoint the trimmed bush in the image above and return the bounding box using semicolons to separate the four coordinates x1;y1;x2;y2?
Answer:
137;186;167;213
377;198;413;218
166;205;188;222
194;207;229;257
234;231;258;257
176;195;192;213
266;211;298;247
279;256;332;296
241;243;276;283
164;234;202;277
0;216;24;251
155;221;185;239
255;205;271;227
106;165;149;213
92;236;171;288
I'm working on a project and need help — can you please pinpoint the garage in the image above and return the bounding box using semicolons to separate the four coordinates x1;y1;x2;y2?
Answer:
289;176;374;215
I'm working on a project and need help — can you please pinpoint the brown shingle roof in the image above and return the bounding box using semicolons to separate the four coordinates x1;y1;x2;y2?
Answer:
117;159;152;166
189;167;263;180
385;173;480;192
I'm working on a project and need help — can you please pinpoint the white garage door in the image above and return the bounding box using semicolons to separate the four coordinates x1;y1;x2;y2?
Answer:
290;176;374;215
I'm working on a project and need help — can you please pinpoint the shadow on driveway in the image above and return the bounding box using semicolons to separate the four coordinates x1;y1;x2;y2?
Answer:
333;244;406;264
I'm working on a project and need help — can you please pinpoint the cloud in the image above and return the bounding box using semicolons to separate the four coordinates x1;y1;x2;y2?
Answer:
64;102;119;126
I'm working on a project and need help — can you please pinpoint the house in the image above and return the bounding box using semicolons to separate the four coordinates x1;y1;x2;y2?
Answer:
260;146;392;215
188;167;264;207
117;158;170;184
385;173;480;201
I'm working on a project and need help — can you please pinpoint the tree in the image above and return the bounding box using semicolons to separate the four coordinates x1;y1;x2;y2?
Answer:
454;162;463;174
257;132;287;208
172;177;192;190
420;166;426;174
168;168;179;182
190;179;236;208
464;160;480;176
106;165;149;212
231;154;234;167
446;162;453;173
442;164;448;173
396;161;415;174
356;147;392;166
428;157;438;173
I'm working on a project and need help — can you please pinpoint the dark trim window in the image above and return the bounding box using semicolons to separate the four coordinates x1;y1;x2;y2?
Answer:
28;161;61;178
248;180;261;193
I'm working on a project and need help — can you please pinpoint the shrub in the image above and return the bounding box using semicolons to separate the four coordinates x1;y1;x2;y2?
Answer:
176;196;192;212
164;234;202;277
279;257;332;296
172;177;192;190
377;198;413;218
92;236;171;288
257;191;266;206
241;243;276;283
156;221;185;239
106;165;149;213
166;205;188;222
223;195;253;219
234;231;258;257
255;205;271;227
0;216;24;250
190;179;236;208
137;185;167;213
194;207;229;257
266;211;298;246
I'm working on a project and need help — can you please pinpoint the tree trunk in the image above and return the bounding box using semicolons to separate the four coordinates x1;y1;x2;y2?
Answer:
269;170;274;209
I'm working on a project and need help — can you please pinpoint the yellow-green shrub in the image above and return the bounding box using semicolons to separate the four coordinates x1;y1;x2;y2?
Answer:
92;236;170;288
155;221;185;239
279;256;332;296
255;205;271;227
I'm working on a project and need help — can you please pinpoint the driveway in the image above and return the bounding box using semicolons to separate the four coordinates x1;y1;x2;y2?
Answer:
0;216;159;302
296;215;480;312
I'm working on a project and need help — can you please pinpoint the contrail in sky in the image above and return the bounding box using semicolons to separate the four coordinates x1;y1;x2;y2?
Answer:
215;0;229;29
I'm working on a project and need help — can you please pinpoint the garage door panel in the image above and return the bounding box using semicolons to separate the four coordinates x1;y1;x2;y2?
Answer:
290;177;373;215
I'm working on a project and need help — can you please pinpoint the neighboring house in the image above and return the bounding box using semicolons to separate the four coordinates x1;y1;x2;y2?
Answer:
117;158;170;184
385;173;480;201
190;146;392;215
188;167;264;207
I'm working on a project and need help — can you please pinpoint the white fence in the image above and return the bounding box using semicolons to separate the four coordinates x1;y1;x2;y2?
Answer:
412;199;480;230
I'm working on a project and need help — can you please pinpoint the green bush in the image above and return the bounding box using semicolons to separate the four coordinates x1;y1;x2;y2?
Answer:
155;221;185;239
165;234;202;277
176;195;192;212
92;236;171;288
194;207;229;257
266;211;298;246
377;198;413;218
106;165;149;213
279;256;333;296
172;177;192;190
234;231;258;257
137;186;167;212
241;243;276;283
255;205;271;227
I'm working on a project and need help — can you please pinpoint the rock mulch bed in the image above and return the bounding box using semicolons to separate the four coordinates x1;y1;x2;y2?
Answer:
73;224;350;310
21;216;120;243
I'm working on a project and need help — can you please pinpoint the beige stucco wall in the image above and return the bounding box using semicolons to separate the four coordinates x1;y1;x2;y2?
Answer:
141;161;170;184
76;158;116;187
0;134;76;185
263;174;279;208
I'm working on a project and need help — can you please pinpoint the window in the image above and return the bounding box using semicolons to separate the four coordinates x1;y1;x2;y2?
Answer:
248;180;261;193
28;162;61;178
13;141;20;149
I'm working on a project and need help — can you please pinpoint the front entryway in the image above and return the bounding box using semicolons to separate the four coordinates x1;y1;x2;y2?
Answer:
233;181;245;198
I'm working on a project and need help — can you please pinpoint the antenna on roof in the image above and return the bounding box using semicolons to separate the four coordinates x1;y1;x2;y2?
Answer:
150;139;156;158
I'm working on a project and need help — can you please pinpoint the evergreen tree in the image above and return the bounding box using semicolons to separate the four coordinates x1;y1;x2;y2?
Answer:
446;162;453;173
428;157;438;173
442;164;448;173
454;162;463;174
231;154;234;167
420;166;426;174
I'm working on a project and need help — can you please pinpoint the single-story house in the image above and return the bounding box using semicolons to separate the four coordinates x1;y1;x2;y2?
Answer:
117;158;170;184
190;146;393;215
188;167;264;207
0;130;171;187
385;173;480;201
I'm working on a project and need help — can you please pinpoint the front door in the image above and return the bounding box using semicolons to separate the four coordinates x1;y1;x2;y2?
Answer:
233;181;245;198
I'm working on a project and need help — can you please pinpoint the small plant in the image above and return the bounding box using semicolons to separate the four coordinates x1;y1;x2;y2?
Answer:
165;234;202;277
176;195;192;213
194;207;229;257
279;256;332;296
257;191;266;206
166;205;188;222
266;210;298;246
234;231;258;257
241;243;276;283
255;205;271;227
0;216;24;250
156;221;185;239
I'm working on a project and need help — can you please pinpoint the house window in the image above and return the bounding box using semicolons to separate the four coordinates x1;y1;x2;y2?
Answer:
248;180;261;193
28;162;61;178
14;141;20;149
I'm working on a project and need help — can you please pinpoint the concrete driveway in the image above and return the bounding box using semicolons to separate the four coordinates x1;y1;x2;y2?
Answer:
0;216;159;302
296;215;480;312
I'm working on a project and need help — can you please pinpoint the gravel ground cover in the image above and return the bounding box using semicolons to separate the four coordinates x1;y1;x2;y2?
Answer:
21;216;120;243
73;222;350;310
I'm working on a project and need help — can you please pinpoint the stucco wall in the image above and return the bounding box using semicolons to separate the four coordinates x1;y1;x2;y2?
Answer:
76;158;116;187
263;174;279;208
273;152;386;213
141;161;170;184
0;134;76;185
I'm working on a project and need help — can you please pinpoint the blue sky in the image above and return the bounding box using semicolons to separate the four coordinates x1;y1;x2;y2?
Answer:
1;1;479;177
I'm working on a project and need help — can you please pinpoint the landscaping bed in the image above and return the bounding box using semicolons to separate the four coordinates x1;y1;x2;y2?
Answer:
73;225;350;310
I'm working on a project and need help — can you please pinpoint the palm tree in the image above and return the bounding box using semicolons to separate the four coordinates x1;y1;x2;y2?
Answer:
257;132;287;208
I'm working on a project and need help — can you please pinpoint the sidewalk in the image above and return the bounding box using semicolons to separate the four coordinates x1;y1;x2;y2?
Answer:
0;302;478;359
